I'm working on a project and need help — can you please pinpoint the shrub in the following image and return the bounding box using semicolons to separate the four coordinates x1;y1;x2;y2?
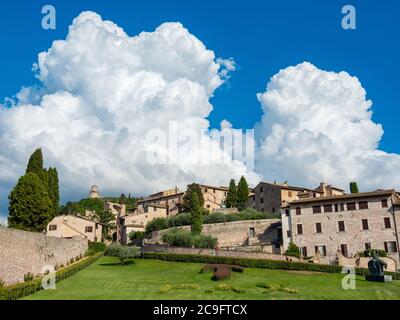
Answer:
285;242;301;258
145;217;168;234
206;284;244;294
85;242;106;257
162;229;217;249
256;282;298;294
105;244;141;264
167;213;192;228
203;213;227;224
129;231;145;241
24;273;34;282
205;265;224;281
358;249;387;258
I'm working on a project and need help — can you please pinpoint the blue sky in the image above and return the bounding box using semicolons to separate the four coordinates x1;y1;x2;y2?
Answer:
1;0;399;152
0;0;399;222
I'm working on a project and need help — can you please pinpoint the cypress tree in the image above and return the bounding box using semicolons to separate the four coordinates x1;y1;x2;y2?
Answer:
190;192;202;235
8;173;54;232
225;179;237;208
47;168;60;216
183;183;204;212
237;176;249;211
350;182;359;194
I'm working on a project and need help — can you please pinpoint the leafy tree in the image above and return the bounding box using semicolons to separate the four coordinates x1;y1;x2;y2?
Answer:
225;179;237;208
105;244;140;264
190;192;202;235
145;217;169;234
47;167;60;215
129;231;145;241
119;193;127;204
237;176;249;210
285;242;301;258
8;173;53;232
350;182;359;194
183;183;204;212
95;209;115;240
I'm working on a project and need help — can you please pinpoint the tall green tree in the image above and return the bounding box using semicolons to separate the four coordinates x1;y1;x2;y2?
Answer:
225;179;237;208
350;182;359;194
183;183;204;212
237;176;249;211
190;192;202;235
47;167;60;215
26;148;48;189
8;173;54;232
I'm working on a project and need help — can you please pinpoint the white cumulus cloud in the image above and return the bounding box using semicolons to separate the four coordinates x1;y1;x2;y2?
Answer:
0;11;259;216
255;62;400;191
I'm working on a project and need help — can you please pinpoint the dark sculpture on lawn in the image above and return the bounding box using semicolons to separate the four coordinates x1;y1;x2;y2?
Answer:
365;252;392;283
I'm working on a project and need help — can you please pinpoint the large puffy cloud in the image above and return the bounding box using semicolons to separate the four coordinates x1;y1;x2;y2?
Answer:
256;62;400;191
0;11;259;216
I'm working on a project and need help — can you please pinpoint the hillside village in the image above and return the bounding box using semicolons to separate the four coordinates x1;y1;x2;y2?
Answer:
46;180;400;271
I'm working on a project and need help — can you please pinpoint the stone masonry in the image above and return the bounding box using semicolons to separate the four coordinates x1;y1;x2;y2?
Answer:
0;227;88;286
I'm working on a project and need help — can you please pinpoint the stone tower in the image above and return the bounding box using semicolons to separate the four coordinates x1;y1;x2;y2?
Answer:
89;185;100;199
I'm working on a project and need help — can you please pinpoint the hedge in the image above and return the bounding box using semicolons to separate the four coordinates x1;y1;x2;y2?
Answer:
0;252;103;300
142;252;400;280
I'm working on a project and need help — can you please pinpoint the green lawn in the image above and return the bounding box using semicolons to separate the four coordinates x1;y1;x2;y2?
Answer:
24;256;400;300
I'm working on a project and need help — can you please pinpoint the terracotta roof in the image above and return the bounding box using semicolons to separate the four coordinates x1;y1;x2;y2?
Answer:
289;189;396;205
137;192;185;203
200;184;229;191
256;181;315;192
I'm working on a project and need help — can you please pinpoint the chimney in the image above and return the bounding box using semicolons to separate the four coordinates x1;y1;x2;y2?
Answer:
320;182;327;196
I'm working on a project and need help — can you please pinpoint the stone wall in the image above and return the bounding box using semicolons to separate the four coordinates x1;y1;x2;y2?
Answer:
143;244;299;262
146;219;282;250
0;227;88;286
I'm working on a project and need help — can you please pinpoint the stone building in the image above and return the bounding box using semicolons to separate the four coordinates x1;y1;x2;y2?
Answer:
251;181;345;214
89;185;100;199
136;187;184;216
46;215;103;242
281;189;400;264
119;204;168;244
199;184;228;211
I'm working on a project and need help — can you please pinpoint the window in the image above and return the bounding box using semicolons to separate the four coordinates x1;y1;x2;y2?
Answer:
362;219;369;230
300;247;307;257
95;224;98;230
381;199;388;208
316;223;322;234
384;217;391;229
260;198;264;204
313;205;322;214
340;244;348;257
334;204;339;212
384;241;398;253
365;243;371;250
260;186;263;193
213;189;215;193
153;207;157;211
324;204;333;213
347;202;356;211
338;221;345;232
288;191;292;197
297;224;303;235
205;188;208;192
315;245;326;256
49;225;57;231
340;203;345;211
272;207;276;213
287;230;291;238
285;209;290;217
296;207;301;215
249;228;255;237
94;236;97;242
85;226;93;233
359;201;369;210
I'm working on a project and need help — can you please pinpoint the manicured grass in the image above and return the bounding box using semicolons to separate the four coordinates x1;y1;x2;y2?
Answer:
24;256;400;300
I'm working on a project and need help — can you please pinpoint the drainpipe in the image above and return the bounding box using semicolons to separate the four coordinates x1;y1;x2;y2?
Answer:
390;194;400;262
